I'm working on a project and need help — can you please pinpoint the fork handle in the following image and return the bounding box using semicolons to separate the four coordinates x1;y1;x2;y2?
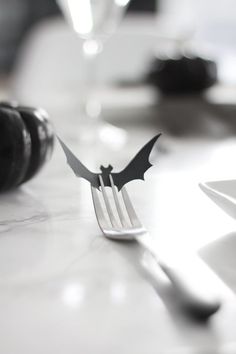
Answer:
137;236;221;317
156;253;222;317
136;232;222;318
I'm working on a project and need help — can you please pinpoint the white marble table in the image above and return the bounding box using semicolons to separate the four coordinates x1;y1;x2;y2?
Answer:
1;119;236;354
1;15;236;354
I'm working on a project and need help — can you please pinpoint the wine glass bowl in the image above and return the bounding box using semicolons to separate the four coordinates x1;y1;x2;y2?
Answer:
57;0;131;147
57;0;130;41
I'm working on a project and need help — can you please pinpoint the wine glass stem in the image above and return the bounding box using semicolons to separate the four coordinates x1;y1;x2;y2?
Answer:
82;39;103;125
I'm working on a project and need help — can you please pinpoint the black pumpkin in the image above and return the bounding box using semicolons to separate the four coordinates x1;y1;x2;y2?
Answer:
147;54;217;94
0;102;54;192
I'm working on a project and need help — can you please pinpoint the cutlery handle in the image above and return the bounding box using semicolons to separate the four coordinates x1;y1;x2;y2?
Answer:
136;235;221;317
157;253;221;317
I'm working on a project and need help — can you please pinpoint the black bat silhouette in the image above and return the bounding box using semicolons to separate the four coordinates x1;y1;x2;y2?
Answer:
58;134;161;190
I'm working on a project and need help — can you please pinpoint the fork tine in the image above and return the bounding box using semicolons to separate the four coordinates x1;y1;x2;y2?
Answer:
109;175;130;228
98;175;119;229
91;186;109;230
121;186;142;228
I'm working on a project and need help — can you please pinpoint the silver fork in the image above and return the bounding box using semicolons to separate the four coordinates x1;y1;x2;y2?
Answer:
91;175;221;318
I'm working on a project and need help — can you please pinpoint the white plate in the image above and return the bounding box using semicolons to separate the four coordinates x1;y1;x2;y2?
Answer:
199;180;236;219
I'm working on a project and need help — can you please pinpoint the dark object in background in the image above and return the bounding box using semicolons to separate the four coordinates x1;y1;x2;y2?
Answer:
0;102;54;192
0;0;60;74
128;0;156;12
147;55;218;94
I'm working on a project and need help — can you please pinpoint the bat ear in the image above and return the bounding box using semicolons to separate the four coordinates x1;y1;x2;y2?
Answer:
100;165;113;173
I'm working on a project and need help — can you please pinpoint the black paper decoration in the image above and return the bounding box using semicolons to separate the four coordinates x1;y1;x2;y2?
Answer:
58;134;161;190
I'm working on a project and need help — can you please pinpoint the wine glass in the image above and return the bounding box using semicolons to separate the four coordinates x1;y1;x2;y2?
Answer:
56;0;131;146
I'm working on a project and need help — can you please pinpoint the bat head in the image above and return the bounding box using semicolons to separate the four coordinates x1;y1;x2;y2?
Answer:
100;165;113;175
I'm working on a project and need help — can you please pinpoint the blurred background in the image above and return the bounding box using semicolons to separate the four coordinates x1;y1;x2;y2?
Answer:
0;0;235;78
0;0;236;139
0;0;156;75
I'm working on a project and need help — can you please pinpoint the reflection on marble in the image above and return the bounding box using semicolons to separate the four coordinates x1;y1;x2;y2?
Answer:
62;282;85;308
110;281;127;305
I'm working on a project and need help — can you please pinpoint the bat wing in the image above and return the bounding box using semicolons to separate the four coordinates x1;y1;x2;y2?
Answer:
112;134;161;191
57;137;99;189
